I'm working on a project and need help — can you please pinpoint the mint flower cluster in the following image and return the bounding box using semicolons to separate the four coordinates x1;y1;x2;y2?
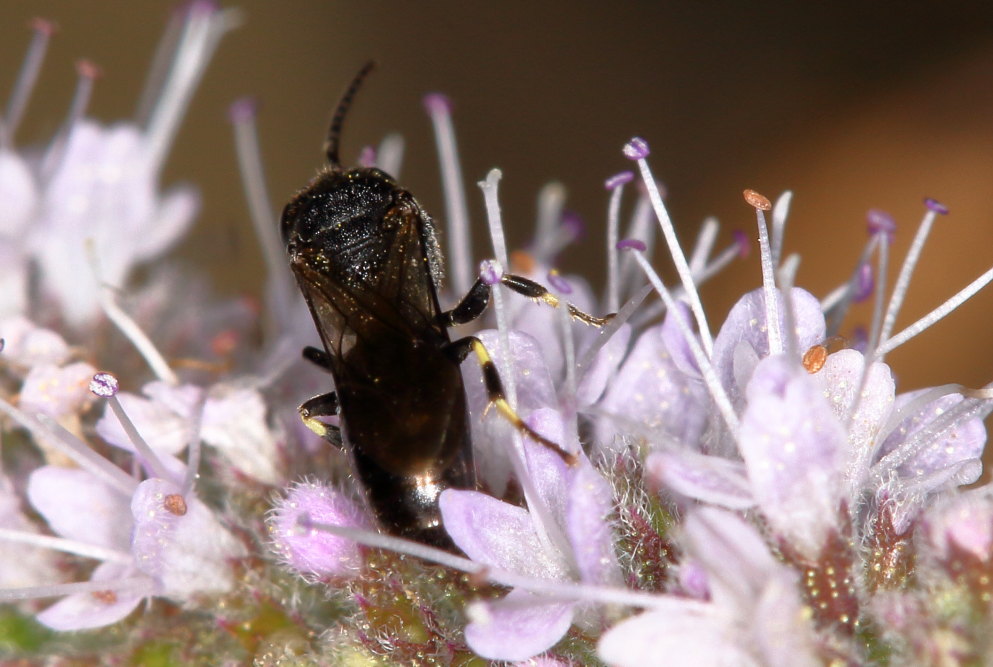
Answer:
2;4;993;665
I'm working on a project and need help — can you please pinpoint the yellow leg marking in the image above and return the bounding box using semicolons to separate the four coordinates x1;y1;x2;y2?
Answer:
470;337;578;465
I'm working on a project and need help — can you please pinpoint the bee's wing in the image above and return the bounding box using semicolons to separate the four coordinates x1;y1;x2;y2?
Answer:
288;204;445;376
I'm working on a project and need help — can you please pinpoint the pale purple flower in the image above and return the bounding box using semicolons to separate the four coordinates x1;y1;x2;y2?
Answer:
0;3;236;328
599;508;819;667
268;479;369;578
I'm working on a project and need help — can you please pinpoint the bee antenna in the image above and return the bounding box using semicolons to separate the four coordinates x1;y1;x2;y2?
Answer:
325;60;376;168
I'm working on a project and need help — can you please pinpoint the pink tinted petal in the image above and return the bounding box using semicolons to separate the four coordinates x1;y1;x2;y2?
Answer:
463;330;556;417
0;150;37;235
595;323;708;453
522;409;572;524
510;272;597;381
131;478;245;597
27;466;132;550
465;590;575;661
269;480;368;577
19;361;97;419
0;316;70;367
566;459;621;585
0;476;59;588
575;322;631;407
814;350;895;492
711;288;825;407
646;450;755;509
463;329;556;493
682;508;779;609
142;381;204;418
598;603;751;667
752;573;821;667
923;488;993;560
880;391;986;481
659;301;700;377
739;356;844;556
201;385;279;484
134;186;198;261
95;390;189;455
439;489;568;579
35;561;148;631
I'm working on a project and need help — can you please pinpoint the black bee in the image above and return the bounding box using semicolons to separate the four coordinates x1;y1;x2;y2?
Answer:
282;63;610;550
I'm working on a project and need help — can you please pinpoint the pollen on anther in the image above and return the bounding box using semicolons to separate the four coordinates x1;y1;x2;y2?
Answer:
89;372;119;397
743;189;772;211
76;59;102;79
164;493;188;516
623;137;650;160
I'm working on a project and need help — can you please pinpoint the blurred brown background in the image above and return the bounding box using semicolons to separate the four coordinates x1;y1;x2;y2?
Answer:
3;1;993;393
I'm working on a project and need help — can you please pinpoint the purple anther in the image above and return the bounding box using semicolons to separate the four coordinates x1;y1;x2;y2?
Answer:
866;209;896;237
854;262;874;303
604;171;635;190
228;97;259;123
622;137;650;160
732;229;751;258
479;259;504;286
924;197;949;215
616;238;647;252
546;270;573;295
422;93;452;115
90;372;119;398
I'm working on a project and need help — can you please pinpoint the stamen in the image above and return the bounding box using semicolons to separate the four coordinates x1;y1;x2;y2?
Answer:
533;182;566;264
618;196;654;297
96;283;179;386
776;253;802;360
0;528;132;564
625;246;739;433
376;132;404;177
626;138;714;355
744;188;782;355
770;191;793;268
552;274;579;452
0;400;135;495
96;373;177;484
689;217;719;275
304;518;672;611
134;5;185;124
0;577;151;603
229;97;295;334
872;388;988;481
143;2;239;175
478;173;572;562
606;173;633;313
576;283;651;373
875;264;993;357
425;93;473;295
40;60;100;181
877;201;947;356
357;145;376;167
181;392;206;497
3;18;56;144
